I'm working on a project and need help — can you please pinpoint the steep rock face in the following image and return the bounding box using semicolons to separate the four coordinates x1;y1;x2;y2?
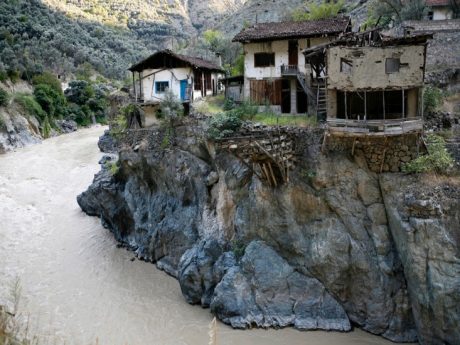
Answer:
381;175;460;345
0;108;42;153
77;124;457;343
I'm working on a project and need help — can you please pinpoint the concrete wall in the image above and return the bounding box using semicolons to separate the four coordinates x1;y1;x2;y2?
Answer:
140;68;222;102
140;67;193;102
327;45;426;90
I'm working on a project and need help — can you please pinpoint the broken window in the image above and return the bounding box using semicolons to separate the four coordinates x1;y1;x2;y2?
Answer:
340;58;352;74
254;53;275;67
155;81;169;93
385;58;400;73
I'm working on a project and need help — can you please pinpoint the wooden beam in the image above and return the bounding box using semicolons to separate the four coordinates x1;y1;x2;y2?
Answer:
402;88;405;119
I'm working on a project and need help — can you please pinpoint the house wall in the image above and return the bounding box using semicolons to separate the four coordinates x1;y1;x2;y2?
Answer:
327;45;426;90
140;68;222;103
140;67;193;102
242;37;333;113
432;7;453;20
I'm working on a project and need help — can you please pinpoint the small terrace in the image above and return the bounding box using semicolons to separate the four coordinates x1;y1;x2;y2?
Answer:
327;117;423;136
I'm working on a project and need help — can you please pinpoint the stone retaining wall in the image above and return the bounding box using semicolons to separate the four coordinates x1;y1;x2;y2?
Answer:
326;134;423;172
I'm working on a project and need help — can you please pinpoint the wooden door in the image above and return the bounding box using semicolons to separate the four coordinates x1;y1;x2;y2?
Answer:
288;40;298;66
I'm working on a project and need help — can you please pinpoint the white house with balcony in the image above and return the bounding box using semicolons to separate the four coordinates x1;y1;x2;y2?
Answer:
232;17;351;114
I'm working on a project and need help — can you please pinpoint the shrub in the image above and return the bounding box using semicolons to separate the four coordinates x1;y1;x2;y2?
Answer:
402;134;454;174
14;94;46;121
0;89;10;107
424;86;443;113
32;72;62;94
34;84;67;118
207;112;242;140
158;89;183;126
223;97;235;111
292;0;344;21
229;101;258;120
41;115;52;138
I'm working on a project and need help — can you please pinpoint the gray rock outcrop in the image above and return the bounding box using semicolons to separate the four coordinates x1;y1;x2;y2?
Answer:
78;122;459;344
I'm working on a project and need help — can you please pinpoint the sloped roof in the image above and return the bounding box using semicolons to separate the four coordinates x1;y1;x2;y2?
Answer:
426;0;456;6
232;17;351;43
129;50;224;72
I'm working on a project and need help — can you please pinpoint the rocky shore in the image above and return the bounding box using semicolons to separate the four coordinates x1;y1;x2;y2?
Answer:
77;120;459;344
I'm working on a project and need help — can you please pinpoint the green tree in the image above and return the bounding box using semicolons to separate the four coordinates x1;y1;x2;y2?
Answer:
33;84;67;118
32;72;62;94
292;0;344;21
366;0;427;28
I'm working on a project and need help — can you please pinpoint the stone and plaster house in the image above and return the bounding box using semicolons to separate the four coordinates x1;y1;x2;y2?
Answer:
303;30;432;172
232;17;351;114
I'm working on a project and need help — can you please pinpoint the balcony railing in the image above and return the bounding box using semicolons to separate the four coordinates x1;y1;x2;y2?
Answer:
280;64;299;76
327;117;423;136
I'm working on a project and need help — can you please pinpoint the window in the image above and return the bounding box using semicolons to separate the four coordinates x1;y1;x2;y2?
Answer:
340;58;352;74
254;53;275;67
155;81;169;93
385;58;400;74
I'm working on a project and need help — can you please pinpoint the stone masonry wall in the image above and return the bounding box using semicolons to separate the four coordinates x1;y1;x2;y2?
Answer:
326;134;423;172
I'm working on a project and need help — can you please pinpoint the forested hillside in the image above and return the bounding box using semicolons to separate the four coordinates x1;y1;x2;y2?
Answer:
0;0;441;82
0;0;247;81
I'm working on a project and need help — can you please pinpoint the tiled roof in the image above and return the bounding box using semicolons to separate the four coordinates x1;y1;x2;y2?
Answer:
129;50;224;72
426;0;452;6
233;17;351;43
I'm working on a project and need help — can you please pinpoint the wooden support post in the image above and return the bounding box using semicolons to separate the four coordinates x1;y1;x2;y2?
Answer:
382;90;386;130
267;162;278;187
351;137;357;156
321;131;328;153
364;90;367;121
344;91;348;120
139;72;143;101
132;72;137;101
380;137;389;173
402;89;405;119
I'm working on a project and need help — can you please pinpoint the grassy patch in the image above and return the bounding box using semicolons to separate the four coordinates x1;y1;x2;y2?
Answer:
194;95;225;115
251;113;317;127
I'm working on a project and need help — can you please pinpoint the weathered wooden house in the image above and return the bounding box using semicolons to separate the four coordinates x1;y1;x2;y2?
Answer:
302;30;432;136
128;50;225;105
232;17;351;114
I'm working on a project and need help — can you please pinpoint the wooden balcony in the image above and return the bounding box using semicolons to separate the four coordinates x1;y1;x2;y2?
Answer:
327;117;423;137
280;64;299;76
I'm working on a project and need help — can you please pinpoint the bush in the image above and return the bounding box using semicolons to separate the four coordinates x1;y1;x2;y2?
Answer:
223;97;235;111
33;84;67;118
32;72;62;94
229;101;258;120
207;112;242;140
424;86;443;113
402;134;454;174
158;89;184;124
292;0;344;21
14;94;46;120
0;89;10;107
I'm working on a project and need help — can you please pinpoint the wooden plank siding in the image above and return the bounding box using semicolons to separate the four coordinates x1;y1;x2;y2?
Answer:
250;79;282;105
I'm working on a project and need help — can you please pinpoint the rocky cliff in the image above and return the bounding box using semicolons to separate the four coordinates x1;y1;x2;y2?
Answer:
77;121;459;344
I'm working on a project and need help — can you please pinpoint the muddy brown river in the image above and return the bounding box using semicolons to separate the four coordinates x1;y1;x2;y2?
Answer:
0;127;398;345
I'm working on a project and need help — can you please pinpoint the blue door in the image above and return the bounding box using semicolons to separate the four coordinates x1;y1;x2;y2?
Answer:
180;80;188;101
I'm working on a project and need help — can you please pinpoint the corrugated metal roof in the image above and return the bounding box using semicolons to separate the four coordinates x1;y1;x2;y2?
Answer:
232;17;351;43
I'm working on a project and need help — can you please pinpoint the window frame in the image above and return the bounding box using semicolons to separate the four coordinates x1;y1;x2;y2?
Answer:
254;52;275;68
155;81;169;93
340;58;353;74
385;58;400;74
